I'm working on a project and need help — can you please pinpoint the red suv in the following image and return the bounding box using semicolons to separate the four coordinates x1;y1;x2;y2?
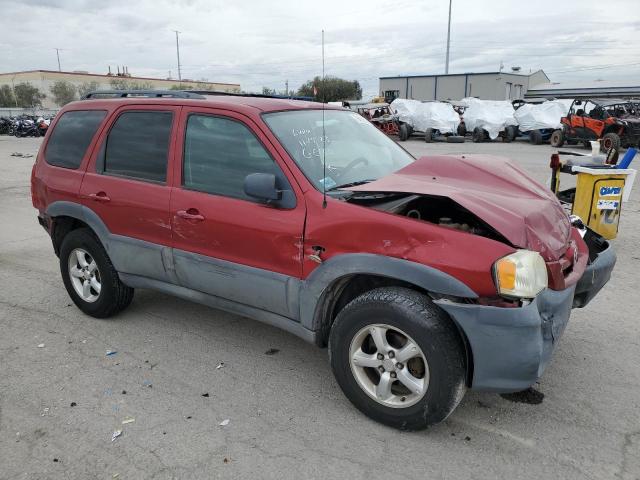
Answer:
32;90;615;430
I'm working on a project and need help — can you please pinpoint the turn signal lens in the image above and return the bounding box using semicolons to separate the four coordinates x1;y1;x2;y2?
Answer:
494;250;548;299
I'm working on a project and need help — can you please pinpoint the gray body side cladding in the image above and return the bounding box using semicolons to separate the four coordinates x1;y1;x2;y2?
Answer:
298;253;478;331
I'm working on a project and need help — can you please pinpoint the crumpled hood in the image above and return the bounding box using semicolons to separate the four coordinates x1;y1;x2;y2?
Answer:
350;155;571;260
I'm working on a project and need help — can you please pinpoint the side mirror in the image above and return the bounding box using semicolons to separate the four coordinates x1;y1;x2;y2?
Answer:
243;173;281;202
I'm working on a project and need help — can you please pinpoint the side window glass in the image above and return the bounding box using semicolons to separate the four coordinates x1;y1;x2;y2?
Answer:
103;111;173;182
45;110;106;169
183;114;277;200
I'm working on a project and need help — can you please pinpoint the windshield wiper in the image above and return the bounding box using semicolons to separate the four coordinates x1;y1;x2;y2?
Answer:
327;179;376;191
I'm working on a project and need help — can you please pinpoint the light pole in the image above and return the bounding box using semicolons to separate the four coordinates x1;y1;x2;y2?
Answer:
172;30;182;81
54;48;62;71
445;0;452;74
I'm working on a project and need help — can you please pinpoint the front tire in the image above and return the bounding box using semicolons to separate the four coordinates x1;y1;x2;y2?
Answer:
398;123;409;141
550;129;564;147
529;130;543;145
328;287;466;430
59;229;134;318
601;132;621;153
472;127;485;143
424;128;434;143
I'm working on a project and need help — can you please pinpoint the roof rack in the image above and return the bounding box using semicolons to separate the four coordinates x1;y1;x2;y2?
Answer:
82;90;206;100
188;90;316;102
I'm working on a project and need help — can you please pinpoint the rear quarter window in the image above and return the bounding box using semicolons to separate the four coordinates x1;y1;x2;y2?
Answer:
45;110;107;169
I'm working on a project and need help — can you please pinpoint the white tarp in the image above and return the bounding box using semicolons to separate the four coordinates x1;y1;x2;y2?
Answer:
391;99;460;134
460;98;517;139
514;101;566;132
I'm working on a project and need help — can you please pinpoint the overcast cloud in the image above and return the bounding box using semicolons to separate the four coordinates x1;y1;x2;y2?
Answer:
1;0;638;97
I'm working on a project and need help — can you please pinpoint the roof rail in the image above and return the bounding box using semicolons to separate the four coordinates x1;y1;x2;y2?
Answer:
82;90;206;100
187;90;316;102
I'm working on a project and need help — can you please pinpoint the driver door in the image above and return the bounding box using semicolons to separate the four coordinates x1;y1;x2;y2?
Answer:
169;107;306;318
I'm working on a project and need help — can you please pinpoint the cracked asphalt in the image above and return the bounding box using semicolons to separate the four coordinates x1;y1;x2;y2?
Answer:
1;135;639;480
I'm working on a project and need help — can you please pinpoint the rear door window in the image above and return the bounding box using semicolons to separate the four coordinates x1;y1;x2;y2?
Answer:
103;111;173;183
45;110;106;169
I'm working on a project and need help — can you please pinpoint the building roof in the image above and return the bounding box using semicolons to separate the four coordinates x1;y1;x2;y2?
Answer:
380;70;543;80
0;69;239;87
526;80;640;99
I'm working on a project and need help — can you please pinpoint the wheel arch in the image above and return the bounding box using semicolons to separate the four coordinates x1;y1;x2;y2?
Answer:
46;201;110;255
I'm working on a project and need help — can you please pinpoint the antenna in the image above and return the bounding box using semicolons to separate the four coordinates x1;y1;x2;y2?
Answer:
322;29;327;209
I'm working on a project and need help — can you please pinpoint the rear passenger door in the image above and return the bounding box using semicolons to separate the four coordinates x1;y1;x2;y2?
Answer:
80;105;180;282
169;108;305;318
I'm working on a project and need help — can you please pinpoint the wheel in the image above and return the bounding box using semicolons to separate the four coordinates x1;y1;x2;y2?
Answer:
59;228;134;318
328;287;466;430
446;135;465;143
550;129;564;147
457;123;466;136
529;130;543;145
472;127;485;143
501;126;516;143
424;128;434;143
398;123;409;141
601;132;621;153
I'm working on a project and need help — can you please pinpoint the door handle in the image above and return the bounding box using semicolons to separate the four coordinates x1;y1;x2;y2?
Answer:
177;209;205;221
89;192;110;202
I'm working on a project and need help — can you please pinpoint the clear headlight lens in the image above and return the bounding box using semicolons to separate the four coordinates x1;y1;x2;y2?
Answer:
494;250;548;299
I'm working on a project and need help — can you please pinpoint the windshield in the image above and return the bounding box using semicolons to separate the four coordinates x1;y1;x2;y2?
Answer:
263;109;414;191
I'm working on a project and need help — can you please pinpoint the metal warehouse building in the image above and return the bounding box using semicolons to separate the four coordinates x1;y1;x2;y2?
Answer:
379;70;549;102
0;70;241;109
526;80;640;99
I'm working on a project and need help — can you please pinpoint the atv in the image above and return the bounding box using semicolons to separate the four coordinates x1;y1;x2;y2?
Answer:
550;99;640;152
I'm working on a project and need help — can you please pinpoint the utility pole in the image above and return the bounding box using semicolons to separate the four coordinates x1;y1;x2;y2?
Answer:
285;79;289;96
445;0;452;74
172;30;182;81
54;48;62;71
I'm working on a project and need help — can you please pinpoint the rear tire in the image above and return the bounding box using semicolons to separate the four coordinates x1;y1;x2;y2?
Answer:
59;228;134;318
529;130;543;145
398;123;409;141
472;127;485;143
502;125;516;143
550;129;564;147
424;128;434;143
328;287;466;430
601;132;621;153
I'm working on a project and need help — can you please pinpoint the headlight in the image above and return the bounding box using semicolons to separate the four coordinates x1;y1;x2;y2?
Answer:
493;250;548;299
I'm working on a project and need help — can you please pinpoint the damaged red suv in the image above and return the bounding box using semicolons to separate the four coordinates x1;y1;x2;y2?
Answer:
32;91;616;429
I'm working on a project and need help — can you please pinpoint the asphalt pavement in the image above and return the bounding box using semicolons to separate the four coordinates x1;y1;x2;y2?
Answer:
1;135;639;479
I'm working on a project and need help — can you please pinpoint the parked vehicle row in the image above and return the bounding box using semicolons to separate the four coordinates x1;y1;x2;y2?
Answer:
0;115;53;137
367;97;640;151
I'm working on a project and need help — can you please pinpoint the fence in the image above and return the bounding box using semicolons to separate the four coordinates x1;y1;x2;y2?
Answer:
0;107;59;117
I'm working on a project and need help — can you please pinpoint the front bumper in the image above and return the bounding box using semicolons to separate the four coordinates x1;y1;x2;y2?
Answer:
435;234;616;393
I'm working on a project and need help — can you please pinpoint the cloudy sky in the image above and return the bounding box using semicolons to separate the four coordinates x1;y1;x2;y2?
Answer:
1;0;639;97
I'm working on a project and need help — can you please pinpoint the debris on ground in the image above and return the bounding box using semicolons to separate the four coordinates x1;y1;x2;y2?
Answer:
223;457;229;464
500;387;545;405
202;393;209;397
264;348;280;355
142;380;152;388
53;458;59;462
37;343;45;348
219;419;230;426
41;407;50;417
111;430;122;442
216;362;225;369
121;390;127;394
106;350;117;356
465;436;471;441
10;152;34;158
121;417;135;425
70;402;77;407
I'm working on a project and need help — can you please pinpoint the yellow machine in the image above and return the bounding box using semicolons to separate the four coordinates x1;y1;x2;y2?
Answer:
550;156;634;240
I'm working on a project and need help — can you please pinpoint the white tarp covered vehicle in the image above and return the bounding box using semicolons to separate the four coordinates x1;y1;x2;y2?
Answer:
391;99;460;140
514;101;565;132
461;97;517;141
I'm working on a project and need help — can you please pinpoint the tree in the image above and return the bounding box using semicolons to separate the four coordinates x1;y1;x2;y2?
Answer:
0;85;16;107
77;81;101;98
297;76;362;102
262;87;277;96
50;80;77;106
13;82;45;108
109;79;153;90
